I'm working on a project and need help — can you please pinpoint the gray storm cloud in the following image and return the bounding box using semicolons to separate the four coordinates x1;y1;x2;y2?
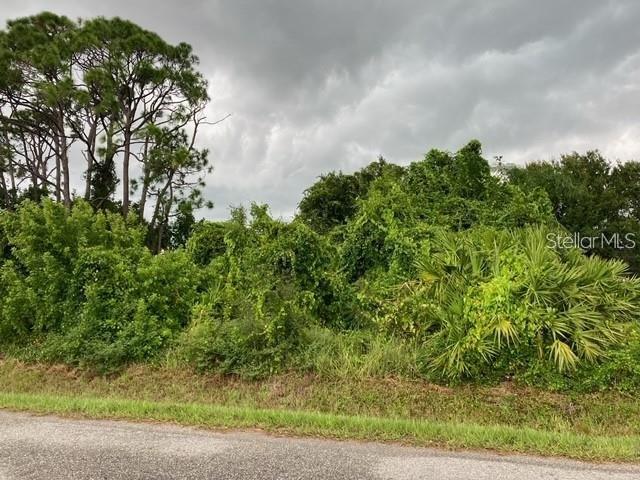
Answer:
2;0;639;218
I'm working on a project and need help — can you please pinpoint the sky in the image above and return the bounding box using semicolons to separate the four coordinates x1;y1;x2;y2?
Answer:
2;1;640;219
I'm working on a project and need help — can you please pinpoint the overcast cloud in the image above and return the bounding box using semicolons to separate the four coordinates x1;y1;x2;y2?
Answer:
2;1;639;218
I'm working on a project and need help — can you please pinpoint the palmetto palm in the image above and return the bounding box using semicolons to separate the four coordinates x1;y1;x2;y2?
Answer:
412;227;640;378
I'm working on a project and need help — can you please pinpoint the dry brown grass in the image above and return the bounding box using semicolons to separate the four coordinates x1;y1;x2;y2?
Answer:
1;358;639;438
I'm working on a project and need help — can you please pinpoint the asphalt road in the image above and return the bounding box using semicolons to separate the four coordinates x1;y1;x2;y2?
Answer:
1;410;639;480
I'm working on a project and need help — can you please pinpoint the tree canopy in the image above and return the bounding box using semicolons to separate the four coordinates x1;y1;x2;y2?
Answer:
507;151;640;271
0;12;213;249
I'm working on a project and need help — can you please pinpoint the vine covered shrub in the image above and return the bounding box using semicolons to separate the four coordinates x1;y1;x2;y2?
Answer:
0;200;144;335
0;200;201;370
186;221;230;266
177;205;323;375
339;177;421;281
178;280;309;376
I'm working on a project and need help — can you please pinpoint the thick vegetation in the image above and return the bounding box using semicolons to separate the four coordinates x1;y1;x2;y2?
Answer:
2;13;640;392
2;136;640;391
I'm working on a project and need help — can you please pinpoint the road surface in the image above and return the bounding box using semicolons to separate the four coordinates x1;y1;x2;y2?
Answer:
1;410;638;479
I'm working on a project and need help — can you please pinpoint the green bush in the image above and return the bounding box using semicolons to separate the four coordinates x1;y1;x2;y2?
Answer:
186;221;230;266
178;282;308;377
175;205;324;375
376;226;640;380
0;201;201;371
0;200;145;334
339;178;421;281
56;249;200;370
571;327;640;392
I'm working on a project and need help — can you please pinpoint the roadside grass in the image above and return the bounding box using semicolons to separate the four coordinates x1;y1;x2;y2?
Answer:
1;359;639;461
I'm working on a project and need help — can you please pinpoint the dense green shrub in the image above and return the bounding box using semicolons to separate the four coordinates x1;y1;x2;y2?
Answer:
339;178;421;281
55;248;202;370
298;157;404;234
186;221;231;265
0;200;201;370
375;226;640;380
571;327;640;392
64;249;201;370
178;280;309;377
401;144;554;230
176;205;331;375
515;326;640;393
0;200;144;334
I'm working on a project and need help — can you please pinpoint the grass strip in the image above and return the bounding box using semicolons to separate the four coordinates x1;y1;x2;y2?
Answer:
1;391;639;462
